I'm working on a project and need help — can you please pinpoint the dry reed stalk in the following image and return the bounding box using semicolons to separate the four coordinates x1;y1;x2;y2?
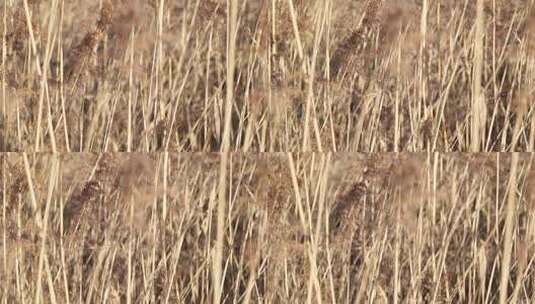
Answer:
510;238;528;303
221;0;238;151
499;152;519;304
286;153;323;303
526;165;535;212
301;3;326;152
471;0;487;152
213;0;238;302
22;153;43;228
1;156;5;292
284;0;306;61
477;242;488;301
33;154;59;303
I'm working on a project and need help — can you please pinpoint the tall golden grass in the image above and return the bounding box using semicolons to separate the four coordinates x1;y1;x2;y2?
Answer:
1;0;534;151
1;153;534;302
2;0;535;303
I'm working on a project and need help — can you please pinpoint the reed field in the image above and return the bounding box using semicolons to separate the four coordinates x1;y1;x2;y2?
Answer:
1;0;535;152
1;0;535;303
1;153;535;303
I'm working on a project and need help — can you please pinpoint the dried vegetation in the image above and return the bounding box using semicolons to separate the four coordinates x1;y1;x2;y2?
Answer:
2;0;535;303
1;0;534;151
2;153;535;302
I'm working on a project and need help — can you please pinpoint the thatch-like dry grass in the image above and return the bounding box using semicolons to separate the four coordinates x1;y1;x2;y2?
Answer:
1;0;535;152
2;1;535;303
1;153;535;303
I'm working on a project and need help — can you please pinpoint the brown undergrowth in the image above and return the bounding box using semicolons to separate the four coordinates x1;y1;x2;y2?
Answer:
2;153;535;302
3;0;533;151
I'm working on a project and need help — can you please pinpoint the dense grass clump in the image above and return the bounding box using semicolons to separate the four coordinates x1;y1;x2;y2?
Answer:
2;1;535;303
2;0;535;151
2;153;535;303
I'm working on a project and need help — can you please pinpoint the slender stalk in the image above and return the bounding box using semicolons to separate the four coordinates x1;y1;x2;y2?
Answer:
499;153;519;304
471;0;487;152
213;0;238;303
